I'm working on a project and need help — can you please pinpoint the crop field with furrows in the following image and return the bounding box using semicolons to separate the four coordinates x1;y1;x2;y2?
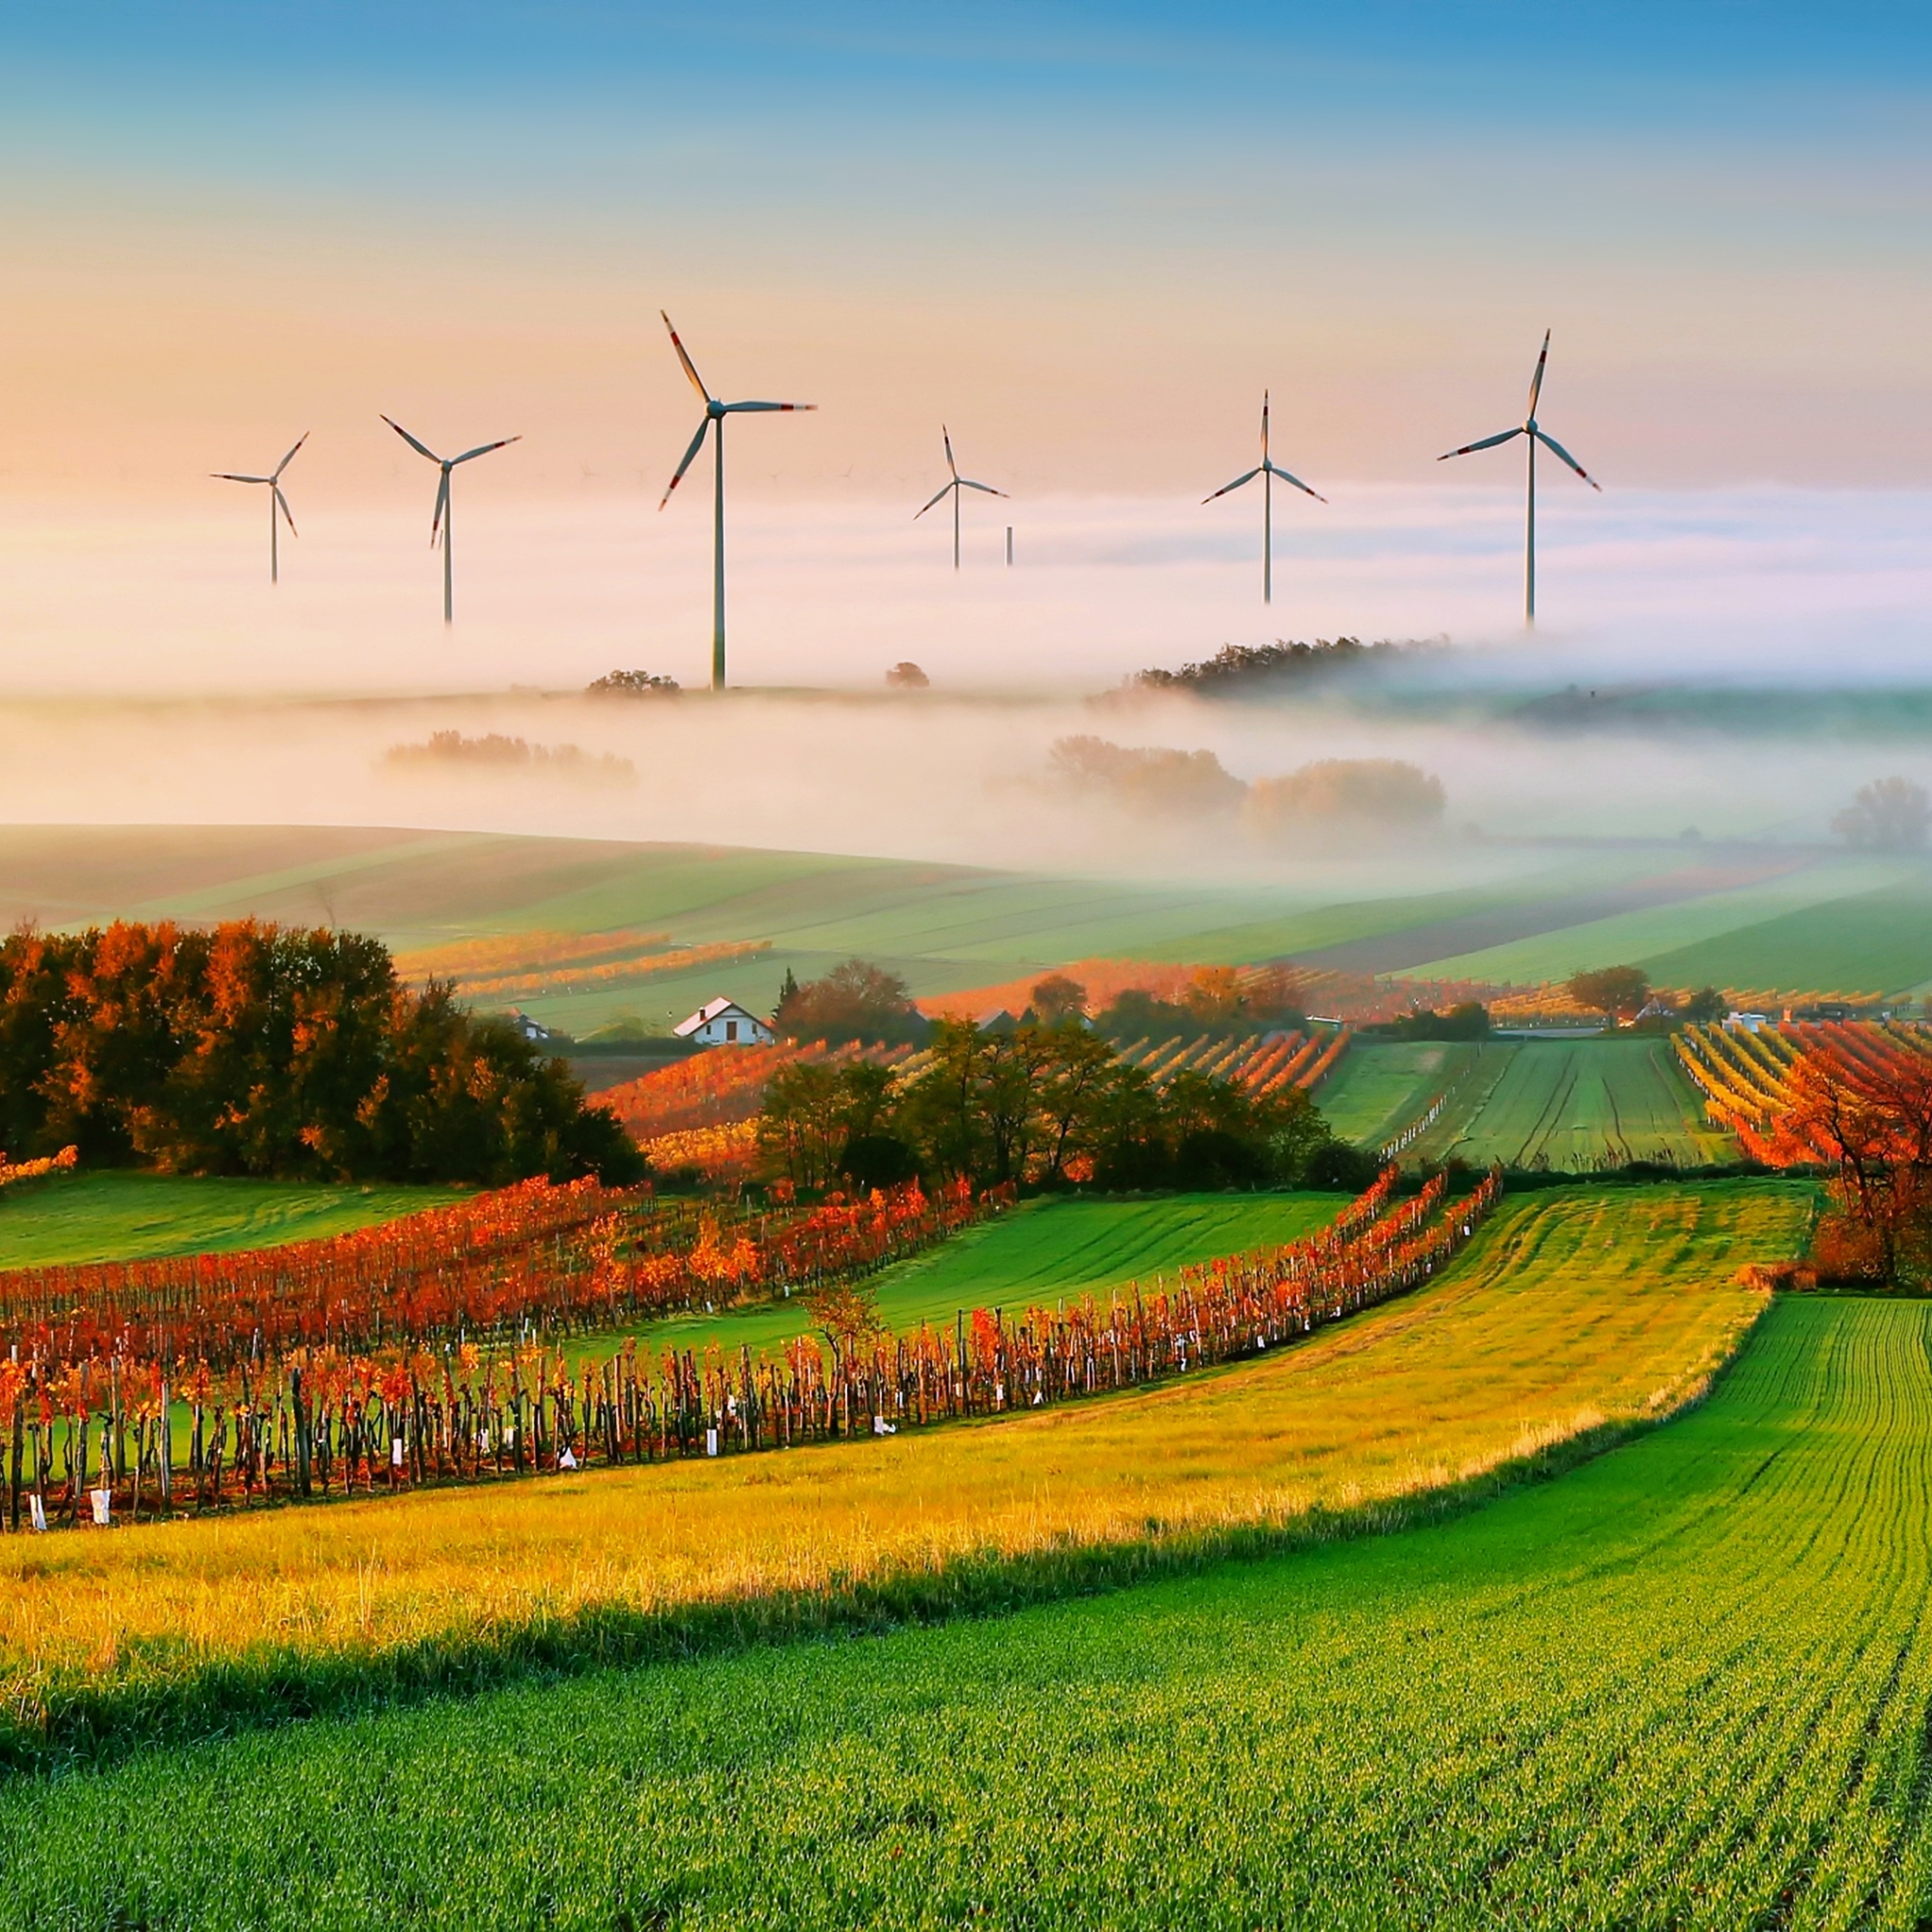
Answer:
1408;1039;1733;1169
0;1183;1806;1776
0;1188;1857;1929
0;1172;466;1269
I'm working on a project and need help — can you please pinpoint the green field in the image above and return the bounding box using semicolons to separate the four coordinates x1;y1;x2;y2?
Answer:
1321;1037;1731;1170
0;1172;465;1268
14;824;1929;1034
13;1240;1923;1925
1313;1040;1486;1147
1414;858;1908;989
575;1191;1346;1363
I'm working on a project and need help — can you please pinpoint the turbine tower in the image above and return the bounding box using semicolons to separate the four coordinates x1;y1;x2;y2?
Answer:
381;416;520;625
1203;392;1324;604
658;312;814;691
211;433;308;583
1439;329;1600;625
914;426;1008;569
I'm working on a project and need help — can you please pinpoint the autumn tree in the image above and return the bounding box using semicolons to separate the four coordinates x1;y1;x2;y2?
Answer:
1567;965;1650;1022
774;958;925;1045
1777;1046;1932;1283
1029;974;1089;1025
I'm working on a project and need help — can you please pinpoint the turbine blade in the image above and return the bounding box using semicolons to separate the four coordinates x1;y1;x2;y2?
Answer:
274;486;298;536
1526;328;1552;418
1438;427;1523;460
1260;391;1270;459
660;311;712;404
1264;460;1325;504
958;479;1007;497
452;435;521;465
273;431;309;479
1534;427;1601;491
382;415;441;463
430;472;449;547
211;473;270;484
913;481;954;519
943;425;958;478
1203;466;1261;504
722;400;815;412
658;418;710;509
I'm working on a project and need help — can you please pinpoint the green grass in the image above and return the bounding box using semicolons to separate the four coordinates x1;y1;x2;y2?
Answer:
1643;871;1932;995
575;1191;1346;1363
1416;1037;1729;1169
1403;855;1907;985
1313;1040;1485;1146
0;1172;466;1268
9;1226;1918;1926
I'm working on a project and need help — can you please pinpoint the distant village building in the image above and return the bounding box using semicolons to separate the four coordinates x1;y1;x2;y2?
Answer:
675;997;775;1047
506;1008;558;1044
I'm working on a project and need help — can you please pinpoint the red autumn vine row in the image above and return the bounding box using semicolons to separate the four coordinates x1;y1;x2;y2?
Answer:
0;1167;1499;1532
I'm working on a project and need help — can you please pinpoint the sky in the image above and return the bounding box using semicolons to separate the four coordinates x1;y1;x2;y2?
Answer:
0;2;1927;691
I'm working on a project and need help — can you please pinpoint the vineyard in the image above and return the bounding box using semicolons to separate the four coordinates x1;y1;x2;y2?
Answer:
1675;1017;1932;1162
392;928;772;1003
1112;1026;1349;1092
0;1167;1493;1535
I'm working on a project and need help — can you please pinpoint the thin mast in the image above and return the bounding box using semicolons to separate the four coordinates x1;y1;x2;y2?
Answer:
712;418;727;691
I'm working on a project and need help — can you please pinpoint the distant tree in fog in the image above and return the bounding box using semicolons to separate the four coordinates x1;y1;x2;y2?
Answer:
1833;777;1930;852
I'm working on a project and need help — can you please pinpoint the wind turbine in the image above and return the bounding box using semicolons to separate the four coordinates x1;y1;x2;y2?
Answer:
1203;392;1324;604
1439;329;1600;625
211;433;307;584
658;312;814;691
914;426;1008;569
381;416;520;624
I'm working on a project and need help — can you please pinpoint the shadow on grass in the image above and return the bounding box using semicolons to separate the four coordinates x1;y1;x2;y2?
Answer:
1;1396;1700;1780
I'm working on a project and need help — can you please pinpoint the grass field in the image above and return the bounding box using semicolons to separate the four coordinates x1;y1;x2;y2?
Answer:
1313;1041;1486;1147
591;1192;1347;1363
0;1172;466;1268
0;1181;1807;1771
1403;855;1910;986
0;1185;1854;1927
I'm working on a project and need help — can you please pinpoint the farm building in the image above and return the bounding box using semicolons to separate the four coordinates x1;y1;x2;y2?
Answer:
674;997;775;1047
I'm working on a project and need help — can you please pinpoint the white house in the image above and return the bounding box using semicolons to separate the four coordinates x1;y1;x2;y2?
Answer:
674;997;775;1047
506;1008;558;1044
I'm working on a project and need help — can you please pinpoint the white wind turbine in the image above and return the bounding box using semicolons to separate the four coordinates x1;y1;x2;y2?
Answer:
658;312;814;691
914;426;1008;569
1204;392;1325;604
1439;329;1600;625
211;433;307;583
381;416;520;624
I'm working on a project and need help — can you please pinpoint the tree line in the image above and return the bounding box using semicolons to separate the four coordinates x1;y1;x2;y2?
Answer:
758;1013;1373;1195
0;923;641;1186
